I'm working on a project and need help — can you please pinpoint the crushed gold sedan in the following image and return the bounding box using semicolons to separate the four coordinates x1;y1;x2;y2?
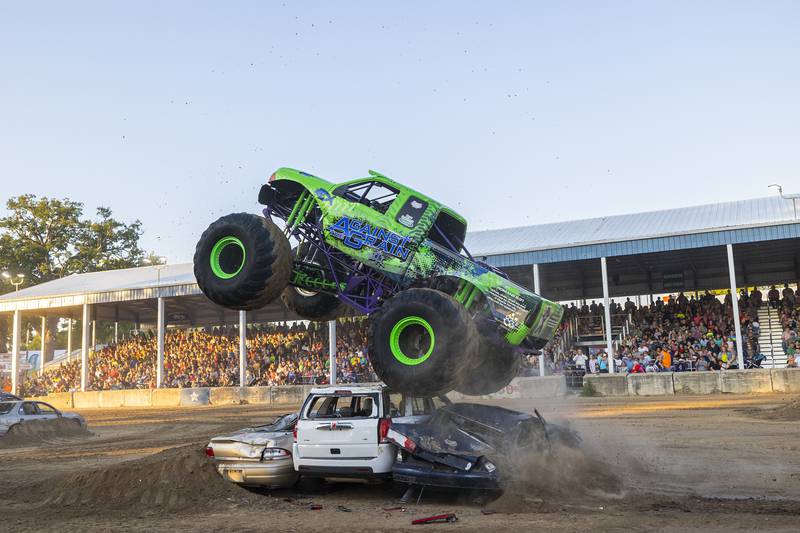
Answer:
206;413;298;489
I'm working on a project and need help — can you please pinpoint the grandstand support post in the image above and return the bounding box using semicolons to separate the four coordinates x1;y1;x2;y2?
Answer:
601;257;615;373
157;297;165;388
239;310;247;387
328;320;337;385
40;316;47;366
81;303;90;392
726;244;745;367
533;264;545;377
67;318;73;362
11;310;20;396
114;322;118;344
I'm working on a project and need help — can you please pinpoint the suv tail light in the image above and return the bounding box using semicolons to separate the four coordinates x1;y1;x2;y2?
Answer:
378;417;391;443
205;446;214;457
293;424;298;442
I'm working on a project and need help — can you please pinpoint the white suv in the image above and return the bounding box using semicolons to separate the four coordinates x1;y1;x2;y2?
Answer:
292;385;437;479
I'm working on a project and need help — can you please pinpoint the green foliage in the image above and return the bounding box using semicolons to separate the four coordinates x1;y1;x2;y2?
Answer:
0;194;161;286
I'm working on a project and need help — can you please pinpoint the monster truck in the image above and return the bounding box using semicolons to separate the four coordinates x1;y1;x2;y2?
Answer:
193;168;564;396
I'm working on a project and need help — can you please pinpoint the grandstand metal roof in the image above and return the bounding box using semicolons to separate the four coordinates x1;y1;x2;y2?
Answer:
1;195;798;313
0;264;198;312
466;195;800;266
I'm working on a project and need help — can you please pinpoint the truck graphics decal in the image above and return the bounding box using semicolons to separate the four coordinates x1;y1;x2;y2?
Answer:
328;216;412;260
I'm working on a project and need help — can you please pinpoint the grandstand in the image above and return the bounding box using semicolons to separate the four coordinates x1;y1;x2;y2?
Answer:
2;195;799;395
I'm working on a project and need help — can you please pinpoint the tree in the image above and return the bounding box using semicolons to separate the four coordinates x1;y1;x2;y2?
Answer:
0;194;161;286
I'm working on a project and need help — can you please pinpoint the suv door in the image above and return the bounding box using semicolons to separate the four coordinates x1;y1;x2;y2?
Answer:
296;393;381;459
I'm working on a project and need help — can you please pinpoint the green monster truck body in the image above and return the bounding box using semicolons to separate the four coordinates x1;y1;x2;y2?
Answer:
194;168;564;396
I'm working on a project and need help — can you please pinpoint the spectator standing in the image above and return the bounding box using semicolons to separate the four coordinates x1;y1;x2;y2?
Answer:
572;350;588;370
768;285;781;308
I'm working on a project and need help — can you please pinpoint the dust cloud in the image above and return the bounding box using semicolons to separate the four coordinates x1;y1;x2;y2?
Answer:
0;418;91;448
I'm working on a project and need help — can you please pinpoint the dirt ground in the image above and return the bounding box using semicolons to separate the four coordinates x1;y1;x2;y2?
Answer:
1;393;799;532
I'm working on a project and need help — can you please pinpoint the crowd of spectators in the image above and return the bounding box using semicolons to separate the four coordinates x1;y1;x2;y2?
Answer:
560;286;799;374
12;285;800;396
19;319;375;396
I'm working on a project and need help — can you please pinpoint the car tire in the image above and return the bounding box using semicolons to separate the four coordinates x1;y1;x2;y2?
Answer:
281;245;346;321
368;288;478;396
455;329;520;396
194;213;292;310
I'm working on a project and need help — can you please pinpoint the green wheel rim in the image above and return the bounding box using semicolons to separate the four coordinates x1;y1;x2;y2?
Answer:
210;236;246;279
389;316;435;366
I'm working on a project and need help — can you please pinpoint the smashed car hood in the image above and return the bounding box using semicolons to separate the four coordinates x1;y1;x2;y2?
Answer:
210;428;285;447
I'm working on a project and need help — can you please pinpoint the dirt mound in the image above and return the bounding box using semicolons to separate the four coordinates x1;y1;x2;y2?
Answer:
747;399;800;421
0;418;91;448
486;443;623;514
25;444;260;513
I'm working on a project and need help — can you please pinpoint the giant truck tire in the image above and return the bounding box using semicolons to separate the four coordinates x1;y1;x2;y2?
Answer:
281;244;346;321
455;331;521;396
368;288;478;396
281;286;346;321
194;213;292;310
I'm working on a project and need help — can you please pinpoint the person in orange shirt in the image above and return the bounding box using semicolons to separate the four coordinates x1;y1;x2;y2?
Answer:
660;349;672;370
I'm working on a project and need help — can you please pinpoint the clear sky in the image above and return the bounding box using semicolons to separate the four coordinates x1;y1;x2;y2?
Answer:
1;1;798;263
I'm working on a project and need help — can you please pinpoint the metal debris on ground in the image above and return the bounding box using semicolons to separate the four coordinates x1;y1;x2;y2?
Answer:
337;505;352;512
383;506;407;512
308;504;323;510
411;513;458;525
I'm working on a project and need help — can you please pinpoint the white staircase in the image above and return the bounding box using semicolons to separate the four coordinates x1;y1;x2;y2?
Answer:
756;305;787;368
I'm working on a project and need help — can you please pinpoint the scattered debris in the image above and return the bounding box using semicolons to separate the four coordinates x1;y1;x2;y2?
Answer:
308;504;323;510
337;505;352;512
412;513;458;525
383;506;407;512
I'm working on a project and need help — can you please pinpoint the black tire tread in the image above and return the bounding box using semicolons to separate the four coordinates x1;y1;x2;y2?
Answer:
455;333;520;396
281;287;346;321
368;288;479;396
194;213;291;310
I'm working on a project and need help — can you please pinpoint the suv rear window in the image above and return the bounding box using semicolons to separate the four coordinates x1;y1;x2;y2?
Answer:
303;394;379;420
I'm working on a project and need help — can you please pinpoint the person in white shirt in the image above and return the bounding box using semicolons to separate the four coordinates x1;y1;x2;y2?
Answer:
572;351;588;370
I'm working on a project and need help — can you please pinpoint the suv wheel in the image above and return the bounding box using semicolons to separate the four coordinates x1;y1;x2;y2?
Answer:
368;288;478;396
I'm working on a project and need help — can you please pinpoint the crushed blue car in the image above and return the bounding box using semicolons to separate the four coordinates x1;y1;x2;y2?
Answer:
387;403;579;491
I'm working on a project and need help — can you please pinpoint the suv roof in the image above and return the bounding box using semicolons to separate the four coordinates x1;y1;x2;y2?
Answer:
308;385;386;395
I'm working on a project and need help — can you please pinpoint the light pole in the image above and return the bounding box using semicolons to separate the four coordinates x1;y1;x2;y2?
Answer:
769;184;800;220
1;272;25;293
